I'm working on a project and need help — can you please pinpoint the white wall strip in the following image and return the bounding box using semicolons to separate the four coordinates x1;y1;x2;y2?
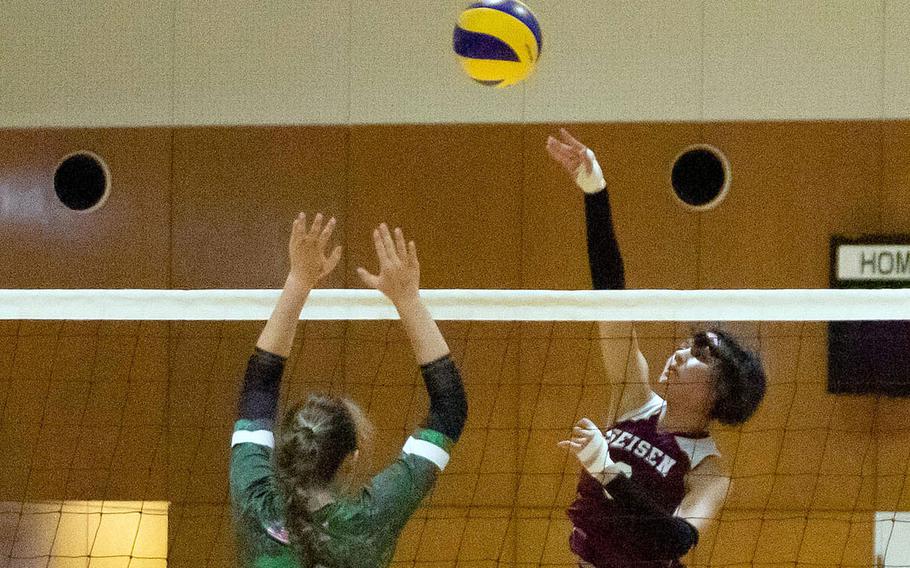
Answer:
0;288;909;321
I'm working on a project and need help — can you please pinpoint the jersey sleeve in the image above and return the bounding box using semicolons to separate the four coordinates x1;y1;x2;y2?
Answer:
364;428;453;530
617;391;665;423
237;348;286;424
229;418;279;520
584;189;626;290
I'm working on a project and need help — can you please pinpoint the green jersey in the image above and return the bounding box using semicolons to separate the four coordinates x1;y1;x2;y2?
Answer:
229;419;452;568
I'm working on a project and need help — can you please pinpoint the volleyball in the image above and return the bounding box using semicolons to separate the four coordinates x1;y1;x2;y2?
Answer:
452;0;542;88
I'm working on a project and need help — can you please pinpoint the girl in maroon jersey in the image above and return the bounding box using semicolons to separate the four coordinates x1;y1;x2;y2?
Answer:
547;129;766;568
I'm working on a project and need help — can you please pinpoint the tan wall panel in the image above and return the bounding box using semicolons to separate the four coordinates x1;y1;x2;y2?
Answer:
527;1;702;123
0;2;173;128
703;1;884;121
171;126;349;288
886;2;910;118
3;2;902;127
173;1;351;126
0;129;171;288
347;125;523;289
350;1;528;125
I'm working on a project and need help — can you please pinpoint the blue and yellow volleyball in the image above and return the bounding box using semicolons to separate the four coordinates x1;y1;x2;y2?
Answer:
453;0;542;88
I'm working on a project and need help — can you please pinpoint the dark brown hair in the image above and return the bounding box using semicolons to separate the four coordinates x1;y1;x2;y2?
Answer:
275;393;360;566
696;329;767;426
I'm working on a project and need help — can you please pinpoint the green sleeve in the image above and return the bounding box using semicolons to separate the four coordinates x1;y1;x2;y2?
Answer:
230;419;279;520
363;428;453;531
230;419;299;567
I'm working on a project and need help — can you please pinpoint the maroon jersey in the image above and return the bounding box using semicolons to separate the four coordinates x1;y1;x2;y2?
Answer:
568;394;719;568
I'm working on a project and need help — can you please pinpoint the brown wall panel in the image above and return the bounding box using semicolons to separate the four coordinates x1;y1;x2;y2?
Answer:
1;120;908;566
883;120;910;234
347;124;524;289
0;121;904;291
701;121;883;288
0;129;171;288
171;126;350;289
523;122;702;290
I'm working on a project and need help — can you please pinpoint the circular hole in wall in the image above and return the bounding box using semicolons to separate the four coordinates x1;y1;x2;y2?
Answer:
670;145;730;211
54;151;110;212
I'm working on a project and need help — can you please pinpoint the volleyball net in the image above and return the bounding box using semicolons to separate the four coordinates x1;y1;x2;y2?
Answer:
1;288;908;567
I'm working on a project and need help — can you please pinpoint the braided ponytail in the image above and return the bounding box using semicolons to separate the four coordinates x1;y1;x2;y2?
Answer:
276;394;359;566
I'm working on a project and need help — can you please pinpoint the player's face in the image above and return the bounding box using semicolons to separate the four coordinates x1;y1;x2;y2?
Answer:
658;332;719;396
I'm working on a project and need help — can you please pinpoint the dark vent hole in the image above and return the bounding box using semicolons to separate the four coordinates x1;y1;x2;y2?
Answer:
54;152;109;211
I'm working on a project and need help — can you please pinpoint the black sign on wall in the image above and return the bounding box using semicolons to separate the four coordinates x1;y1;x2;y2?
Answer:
828;235;910;396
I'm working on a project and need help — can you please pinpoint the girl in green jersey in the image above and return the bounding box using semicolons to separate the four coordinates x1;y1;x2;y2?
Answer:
230;214;467;567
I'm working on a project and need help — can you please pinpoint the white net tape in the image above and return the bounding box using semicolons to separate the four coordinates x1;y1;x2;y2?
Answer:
0;288;908;321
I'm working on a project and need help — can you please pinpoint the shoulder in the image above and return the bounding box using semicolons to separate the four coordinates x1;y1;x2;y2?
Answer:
673;433;721;471
677;455;730;529
360;429;452;508
233;491;292;553
690;454;727;474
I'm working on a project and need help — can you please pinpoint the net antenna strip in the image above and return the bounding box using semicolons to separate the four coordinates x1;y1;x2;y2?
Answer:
1;288;909;321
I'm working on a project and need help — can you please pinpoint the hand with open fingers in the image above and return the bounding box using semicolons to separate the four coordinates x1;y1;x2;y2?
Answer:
545;128;606;194
356;224;420;307
558;417;615;478
288;212;342;288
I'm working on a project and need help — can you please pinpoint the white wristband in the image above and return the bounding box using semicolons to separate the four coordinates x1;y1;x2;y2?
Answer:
574;148;607;194
403;437;450;470
576;429;613;475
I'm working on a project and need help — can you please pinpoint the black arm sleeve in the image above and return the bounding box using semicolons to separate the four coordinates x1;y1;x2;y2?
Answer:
604;474;699;559
236;347;286;424
584;190;626;290
419;355;468;443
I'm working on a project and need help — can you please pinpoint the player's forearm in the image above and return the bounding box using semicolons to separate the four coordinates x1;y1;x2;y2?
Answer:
236;348;286;425
256;275;311;358
394;295;450;365
420;356;468;442
603;474;699;559
395;295;467;442
586;188;654;421
585;189;625;290
238;276;308;425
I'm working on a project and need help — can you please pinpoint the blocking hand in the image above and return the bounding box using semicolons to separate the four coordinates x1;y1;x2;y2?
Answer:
288;212;342;288
356;224;420;307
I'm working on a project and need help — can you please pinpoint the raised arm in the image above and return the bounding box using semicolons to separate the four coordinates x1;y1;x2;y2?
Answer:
354;224;467;531
237;213;342;427
547;128;653;423
231;213;341;510
357;224;467;444
256;213;341;358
